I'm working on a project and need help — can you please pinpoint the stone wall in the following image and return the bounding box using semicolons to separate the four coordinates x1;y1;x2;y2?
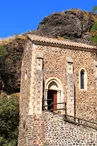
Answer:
36;44;97;121
44;112;97;146
18;40;33;146
18;40;44;146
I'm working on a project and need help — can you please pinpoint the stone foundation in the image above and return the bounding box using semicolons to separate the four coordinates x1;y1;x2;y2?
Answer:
18;115;44;146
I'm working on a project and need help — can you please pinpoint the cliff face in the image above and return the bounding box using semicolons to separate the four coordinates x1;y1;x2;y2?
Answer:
0;36;26;93
0;9;97;93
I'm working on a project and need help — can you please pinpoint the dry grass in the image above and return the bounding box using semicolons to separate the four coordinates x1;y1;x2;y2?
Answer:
56;36;65;40
0;34;26;45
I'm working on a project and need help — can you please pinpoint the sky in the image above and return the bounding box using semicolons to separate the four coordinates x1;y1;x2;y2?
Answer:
0;0;97;38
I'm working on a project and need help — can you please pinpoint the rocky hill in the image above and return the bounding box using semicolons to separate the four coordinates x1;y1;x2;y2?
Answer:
0;9;97;93
33;8;97;44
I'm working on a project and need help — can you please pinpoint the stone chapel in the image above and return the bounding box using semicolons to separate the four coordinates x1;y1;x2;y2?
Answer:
18;34;97;146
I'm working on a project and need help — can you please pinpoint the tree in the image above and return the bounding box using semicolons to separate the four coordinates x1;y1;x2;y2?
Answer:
92;6;97;13
0;93;19;146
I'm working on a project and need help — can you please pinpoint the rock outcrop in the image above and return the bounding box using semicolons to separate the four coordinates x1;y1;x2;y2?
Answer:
33;9;97;44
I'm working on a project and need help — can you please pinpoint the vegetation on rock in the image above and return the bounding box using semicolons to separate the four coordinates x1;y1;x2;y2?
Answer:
91;21;97;32
0;35;26;93
92;6;97;14
90;35;97;44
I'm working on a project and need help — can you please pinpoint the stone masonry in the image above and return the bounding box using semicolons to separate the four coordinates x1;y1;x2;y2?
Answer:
18;39;44;146
18;34;97;146
66;57;75;117
44;112;97;146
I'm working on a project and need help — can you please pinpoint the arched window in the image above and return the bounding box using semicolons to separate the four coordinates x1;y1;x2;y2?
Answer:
79;69;87;90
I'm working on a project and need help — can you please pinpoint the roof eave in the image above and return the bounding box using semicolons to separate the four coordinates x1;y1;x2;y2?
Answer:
27;34;97;52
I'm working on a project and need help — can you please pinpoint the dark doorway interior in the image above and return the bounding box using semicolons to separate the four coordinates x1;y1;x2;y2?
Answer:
47;90;57;111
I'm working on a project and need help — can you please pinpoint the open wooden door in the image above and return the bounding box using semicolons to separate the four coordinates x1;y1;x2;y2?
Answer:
47;90;57;111
53;91;57;110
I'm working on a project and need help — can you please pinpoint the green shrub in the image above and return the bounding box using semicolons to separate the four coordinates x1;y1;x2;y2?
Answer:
0;93;19;146
92;6;97;13
12;54;21;62
0;46;8;64
0;46;8;58
90;35;97;44
91;22;97;32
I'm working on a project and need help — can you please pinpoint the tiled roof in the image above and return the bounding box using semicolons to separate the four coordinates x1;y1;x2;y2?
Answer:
27;34;97;50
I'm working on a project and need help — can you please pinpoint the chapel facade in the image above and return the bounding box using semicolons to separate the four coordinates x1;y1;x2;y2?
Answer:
18;34;97;146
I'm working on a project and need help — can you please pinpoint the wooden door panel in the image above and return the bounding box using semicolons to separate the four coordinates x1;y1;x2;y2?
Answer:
47;90;57;111
53;91;57;110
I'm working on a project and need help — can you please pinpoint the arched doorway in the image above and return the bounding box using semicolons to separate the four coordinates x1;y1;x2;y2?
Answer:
47;81;58;110
44;78;64;112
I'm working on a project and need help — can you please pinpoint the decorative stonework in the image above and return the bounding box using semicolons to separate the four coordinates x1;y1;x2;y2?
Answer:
66;57;75;117
34;53;43;114
28;44;37;115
